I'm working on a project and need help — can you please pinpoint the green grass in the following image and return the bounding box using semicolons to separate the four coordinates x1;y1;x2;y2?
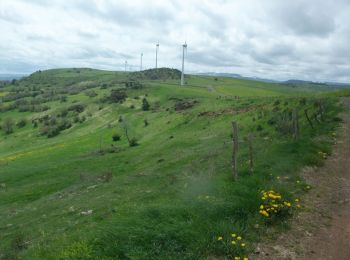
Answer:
0;68;345;259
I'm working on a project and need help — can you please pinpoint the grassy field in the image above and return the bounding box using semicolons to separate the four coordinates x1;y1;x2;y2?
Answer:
0;68;345;259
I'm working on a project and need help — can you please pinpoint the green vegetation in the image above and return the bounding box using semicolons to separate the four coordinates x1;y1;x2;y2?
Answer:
0;68;346;259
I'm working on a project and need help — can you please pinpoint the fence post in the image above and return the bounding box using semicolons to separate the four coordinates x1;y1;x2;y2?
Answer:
248;133;254;174
232;122;238;180
319;100;325;121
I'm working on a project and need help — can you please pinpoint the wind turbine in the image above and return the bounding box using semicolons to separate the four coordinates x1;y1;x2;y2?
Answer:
125;60;128;72
140;53;143;71
155;42;159;69
181;42;187;86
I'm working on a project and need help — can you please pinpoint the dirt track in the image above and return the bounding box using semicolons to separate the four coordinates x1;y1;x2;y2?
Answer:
256;98;350;260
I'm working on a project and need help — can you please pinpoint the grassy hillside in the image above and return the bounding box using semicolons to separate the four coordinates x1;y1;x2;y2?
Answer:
0;68;344;259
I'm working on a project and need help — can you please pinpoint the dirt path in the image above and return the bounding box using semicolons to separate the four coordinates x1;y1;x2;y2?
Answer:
256;98;350;260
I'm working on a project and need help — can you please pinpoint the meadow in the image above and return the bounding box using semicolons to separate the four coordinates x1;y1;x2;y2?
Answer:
0;68;345;259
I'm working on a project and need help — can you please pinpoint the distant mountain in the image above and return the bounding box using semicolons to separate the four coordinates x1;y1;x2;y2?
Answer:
0;74;27;81
193;72;279;83
194;73;350;88
282;79;350;88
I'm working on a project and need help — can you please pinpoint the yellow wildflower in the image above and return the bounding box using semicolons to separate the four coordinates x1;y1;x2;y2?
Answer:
217;236;223;241
231;240;236;245
231;233;237;238
237;236;242;240
241;243;246;247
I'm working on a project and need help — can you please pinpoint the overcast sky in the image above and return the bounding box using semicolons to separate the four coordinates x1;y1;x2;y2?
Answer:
0;0;349;82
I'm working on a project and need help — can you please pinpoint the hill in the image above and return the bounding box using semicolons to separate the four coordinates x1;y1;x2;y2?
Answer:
0;68;345;259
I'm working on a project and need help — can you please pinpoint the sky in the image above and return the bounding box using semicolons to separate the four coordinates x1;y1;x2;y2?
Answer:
0;0;349;82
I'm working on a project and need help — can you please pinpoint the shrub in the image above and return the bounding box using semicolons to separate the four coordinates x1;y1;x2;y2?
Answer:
85;90;97;98
112;133;121;142
256;125;263;131
273;100;280;106
110;89;127;103
16;118;27;128
60;96;67;103
68;104;85;113
2;118;14;134
142;98;150;111
129;138;138;147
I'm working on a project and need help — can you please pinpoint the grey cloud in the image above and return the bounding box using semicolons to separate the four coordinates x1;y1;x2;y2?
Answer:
272;2;336;37
1;0;350;83
69;48;132;60
187;49;242;68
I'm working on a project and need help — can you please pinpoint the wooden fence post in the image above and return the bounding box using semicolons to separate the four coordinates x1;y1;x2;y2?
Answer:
232;121;238;181
248;133;254;174
319;100;325;121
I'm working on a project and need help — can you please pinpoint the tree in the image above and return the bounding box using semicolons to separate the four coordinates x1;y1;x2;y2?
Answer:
142;98;150;111
120;116;138;147
110;89;127;103
3;118;14;134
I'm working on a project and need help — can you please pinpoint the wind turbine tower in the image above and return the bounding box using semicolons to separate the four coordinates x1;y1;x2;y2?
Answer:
140;53;143;71
125;60;128;72
181;42;187;86
155;42;159;69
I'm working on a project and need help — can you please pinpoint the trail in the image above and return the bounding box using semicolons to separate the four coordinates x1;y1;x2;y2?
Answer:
256;98;350;260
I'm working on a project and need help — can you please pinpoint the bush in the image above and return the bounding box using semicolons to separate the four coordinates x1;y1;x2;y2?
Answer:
60;96;67;103
129;138;138;147
2;118;14;134
68;104;85;113
142;98;150;111
16;118;27;128
112;133;121;142
110;89;127;103
85;90;97;98
256;125;263;131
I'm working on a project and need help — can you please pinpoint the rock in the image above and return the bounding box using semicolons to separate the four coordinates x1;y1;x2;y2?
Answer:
81;209;93;216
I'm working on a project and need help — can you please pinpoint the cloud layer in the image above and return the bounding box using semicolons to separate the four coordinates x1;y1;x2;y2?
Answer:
0;0;349;82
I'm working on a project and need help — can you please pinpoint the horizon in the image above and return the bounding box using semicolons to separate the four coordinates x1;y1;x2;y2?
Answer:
1;67;350;85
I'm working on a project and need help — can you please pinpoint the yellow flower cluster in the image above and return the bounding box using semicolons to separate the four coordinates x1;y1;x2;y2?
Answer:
259;190;293;218
230;233;246;248
217;233;249;260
